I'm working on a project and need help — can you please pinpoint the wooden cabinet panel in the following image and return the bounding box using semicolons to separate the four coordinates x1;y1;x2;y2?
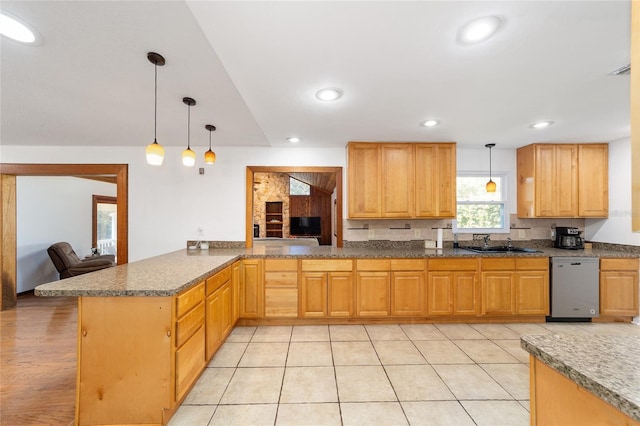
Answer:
578;144;608;217
300;272;327;317
175;327;205;401
206;267;231;295
415;143;456;218
427;270;478;316
301;259;353;272
427;272;453;315
328;272;354;317
600;258;639;316
516;271;549;315
356;271;390;316
205;288;223;360
231;261;240;324
240;259;263;318
176;282;205;318
482;272;515;315
454;272;479;315
356;258;390;271
348;143;381;218
391;271;424;316
264;262;298;318
381;144;414;217
518;143;606;218
177;301;205;348
390;258;425;271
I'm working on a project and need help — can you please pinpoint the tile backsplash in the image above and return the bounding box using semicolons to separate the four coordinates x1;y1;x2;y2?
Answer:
343;214;586;244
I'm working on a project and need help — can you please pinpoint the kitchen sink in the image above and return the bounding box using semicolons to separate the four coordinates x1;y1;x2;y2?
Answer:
461;245;542;253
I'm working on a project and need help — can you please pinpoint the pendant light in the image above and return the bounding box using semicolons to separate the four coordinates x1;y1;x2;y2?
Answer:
485;143;497;193
204;124;217;164
145;52;165;166
181;97;196;167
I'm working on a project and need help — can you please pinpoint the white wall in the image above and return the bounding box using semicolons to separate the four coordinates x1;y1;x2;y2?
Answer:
16;176;117;292
4;140;636;272
585;137;640;246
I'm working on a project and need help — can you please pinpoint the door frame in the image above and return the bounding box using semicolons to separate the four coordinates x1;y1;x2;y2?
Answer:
0;163;128;310
245;166;343;248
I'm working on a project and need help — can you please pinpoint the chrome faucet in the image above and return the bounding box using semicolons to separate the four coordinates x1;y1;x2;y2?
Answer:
483;235;491;248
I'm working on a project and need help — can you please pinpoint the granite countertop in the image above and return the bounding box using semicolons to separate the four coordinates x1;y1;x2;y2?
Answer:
35;245;637;297
521;334;640;422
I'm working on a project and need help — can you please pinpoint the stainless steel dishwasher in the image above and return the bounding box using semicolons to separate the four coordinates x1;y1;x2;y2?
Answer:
549;257;599;320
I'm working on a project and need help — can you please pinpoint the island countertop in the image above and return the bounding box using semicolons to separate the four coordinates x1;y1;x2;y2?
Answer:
34;245;636;297
521;334;640;422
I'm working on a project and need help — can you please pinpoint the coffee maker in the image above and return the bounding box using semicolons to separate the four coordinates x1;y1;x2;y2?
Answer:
555;226;584;249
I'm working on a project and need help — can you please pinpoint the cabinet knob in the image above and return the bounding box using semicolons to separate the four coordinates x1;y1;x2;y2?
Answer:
82;329;87;337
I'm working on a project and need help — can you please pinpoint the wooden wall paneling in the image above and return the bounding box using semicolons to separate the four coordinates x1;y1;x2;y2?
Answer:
1;174;17;310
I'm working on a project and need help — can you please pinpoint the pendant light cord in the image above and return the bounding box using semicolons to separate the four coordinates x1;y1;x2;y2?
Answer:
153;63;158;143
187;103;191;149
489;146;492;180
208;129;212;150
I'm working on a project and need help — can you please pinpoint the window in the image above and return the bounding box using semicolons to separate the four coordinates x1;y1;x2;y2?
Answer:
92;195;117;256
456;173;509;233
290;177;310;195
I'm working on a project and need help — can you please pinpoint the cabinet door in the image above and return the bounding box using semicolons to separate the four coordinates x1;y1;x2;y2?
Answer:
555;145;578;217
427;272;453;315
453;272;479;315
391;271;424;316
175;326;206;401
356;271;390;316
381;144;414;217
415;144;456;218
534;145;557;217
240;259;263;318
482;272;516;315
205;290;224;360
516;271;549;315
264;271;298;318
348;143;381;218
231;262;240;324
578;144;608;217
328;272;354;317
300;272;328;317
600;271;639;316
221;283;232;336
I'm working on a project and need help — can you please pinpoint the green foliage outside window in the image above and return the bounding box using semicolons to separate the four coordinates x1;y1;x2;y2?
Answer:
457;176;505;230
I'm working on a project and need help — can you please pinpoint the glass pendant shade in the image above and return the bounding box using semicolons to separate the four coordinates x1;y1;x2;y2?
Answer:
486;179;497;193
146;140;165;165
182;148;196;167
485;143;496;193
204;149;216;164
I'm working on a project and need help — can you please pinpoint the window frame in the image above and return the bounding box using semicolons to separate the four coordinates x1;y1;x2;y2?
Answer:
455;171;510;234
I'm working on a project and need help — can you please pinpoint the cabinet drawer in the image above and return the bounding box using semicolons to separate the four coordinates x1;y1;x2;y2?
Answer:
265;259;298;271
175;326;205;401
601;258;639;271
265;271;298;287
481;258;515;270
265;287;298;317
176;302;205;347
176;282;205;318
301;259;353;272
516;258;549;270
390;259;425;271
429;258;479;271
206;267;231;295
356;259;390;271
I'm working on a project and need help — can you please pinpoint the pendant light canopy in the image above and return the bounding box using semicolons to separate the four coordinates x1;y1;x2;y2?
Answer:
145;52;165;166
485;143;496;193
204;124;217;164
182;97;196;167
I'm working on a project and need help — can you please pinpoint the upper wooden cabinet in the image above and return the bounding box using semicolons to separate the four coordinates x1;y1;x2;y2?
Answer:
347;142;456;219
517;143;608;218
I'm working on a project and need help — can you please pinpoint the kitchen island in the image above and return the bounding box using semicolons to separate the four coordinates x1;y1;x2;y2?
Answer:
522;334;640;426
34;245;638;425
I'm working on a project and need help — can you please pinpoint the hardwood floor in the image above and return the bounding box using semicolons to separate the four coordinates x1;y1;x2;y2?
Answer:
1;293;76;425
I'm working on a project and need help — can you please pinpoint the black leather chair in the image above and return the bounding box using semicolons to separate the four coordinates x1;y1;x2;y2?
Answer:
47;242;115;279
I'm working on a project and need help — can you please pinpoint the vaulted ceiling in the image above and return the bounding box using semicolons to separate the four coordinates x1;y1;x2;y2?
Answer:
1;1;631;150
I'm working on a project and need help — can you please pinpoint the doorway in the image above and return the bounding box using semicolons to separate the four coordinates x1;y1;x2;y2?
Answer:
0;163;128;310
245;166;343;248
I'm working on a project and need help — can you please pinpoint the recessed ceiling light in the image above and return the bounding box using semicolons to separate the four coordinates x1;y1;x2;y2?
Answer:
315;88;343;101
457;16;502;45
530;121;554;129
421;120;440;127
0;12;40;44
287;137;301;143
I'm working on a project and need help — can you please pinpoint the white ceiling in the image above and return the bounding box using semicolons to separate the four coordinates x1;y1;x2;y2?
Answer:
1;1;631;150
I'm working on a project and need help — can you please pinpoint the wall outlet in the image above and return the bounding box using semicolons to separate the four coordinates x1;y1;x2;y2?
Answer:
414;229;421;238
518;229;526;239
424;240;436;248
368;229;375;239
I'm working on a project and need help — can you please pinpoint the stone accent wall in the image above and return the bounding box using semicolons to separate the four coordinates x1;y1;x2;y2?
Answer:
253;172;290;238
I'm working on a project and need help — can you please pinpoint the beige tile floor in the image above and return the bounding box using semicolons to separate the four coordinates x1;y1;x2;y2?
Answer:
169;322;640;426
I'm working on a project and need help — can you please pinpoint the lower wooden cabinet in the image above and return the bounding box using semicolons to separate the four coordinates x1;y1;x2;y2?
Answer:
356;271;390;316
299;259;354;318
482;258;549;316
231;261;241;324
240;259;264;318
600;258;639;316
427;258;479;316
264;259;298;317
175;282;206;401
391;271;425;316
